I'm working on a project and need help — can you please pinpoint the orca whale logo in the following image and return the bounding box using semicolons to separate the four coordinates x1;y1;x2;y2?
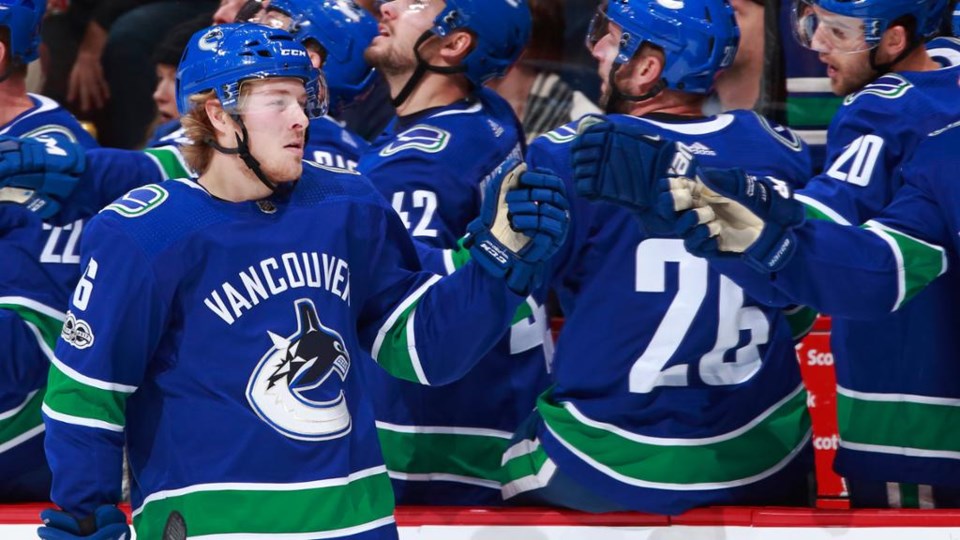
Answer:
246;299;352;441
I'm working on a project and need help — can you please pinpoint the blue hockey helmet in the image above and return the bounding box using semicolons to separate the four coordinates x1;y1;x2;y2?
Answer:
0;0;45;64
259;0;378;113
793;0;948;52
428;0;532;86
588;0;739;94
176;23;326;118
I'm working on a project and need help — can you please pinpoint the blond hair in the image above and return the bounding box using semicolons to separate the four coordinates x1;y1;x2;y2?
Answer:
180;90;219;174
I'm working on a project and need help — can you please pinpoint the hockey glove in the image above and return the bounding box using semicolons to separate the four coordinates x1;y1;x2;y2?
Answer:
464;157;569;296
572;118;700;234
662;168;805;273
0;135;86;219
38;505;130;540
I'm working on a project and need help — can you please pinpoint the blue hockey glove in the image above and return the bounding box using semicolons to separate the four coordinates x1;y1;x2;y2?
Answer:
0;135;86;219
661;167;805;272
38;505;130;540
572;118;701;234
464;157;569;296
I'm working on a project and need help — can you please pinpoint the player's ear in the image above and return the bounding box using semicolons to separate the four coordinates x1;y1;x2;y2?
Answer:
439;29;474;66
205;99;232;135
879;23;910;59
0;41;8;72
622;46;664;96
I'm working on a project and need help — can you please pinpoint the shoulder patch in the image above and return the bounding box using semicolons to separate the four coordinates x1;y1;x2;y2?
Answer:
539;124;578;144
754;113;805;152
843;74;913;106
102;185;169;218
379;125;451;156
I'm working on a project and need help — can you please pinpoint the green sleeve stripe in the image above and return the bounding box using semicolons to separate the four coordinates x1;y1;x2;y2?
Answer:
143;146;192;180
376;422;511;486
837;389;960;455
796;194;851;224
0;298;65;349
371;276;440;384
0;389;44;450
539;385;811;486
41;402;123;432
132;467;394;539
864;221;947;311
783;305;818;341
44;362;130;428
500;438;552;493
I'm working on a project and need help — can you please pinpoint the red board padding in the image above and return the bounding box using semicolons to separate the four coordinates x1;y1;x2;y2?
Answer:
9;504;960;527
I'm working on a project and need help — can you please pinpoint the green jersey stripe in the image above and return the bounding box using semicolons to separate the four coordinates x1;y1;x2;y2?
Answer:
143;146;192;180
45;362;129;427
41;402;123;432
376;422;511;487
371;276;440;384
0;390;44;450
539;388;811;487
131;468;395;539
797;195;851;225
0;299;66;350
864;221;947;309
837;390;960;454
501;438;555;498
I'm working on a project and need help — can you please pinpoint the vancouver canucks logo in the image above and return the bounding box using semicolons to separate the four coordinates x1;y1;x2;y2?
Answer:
246;299;352;441
379;125;451;156
197;28;223;52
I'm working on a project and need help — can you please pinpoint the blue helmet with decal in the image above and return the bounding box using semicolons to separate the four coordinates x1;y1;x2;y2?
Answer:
0;0;45;64
176;23;326;118
429;0;532;86
590;0;739;94
253;0;378;114
795;0;948;49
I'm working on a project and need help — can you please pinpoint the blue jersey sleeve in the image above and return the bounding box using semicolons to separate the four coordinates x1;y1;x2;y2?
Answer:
355;201;524;386
42;215;170;517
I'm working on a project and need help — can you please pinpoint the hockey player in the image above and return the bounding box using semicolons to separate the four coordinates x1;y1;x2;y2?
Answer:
0;0;102;503
575;0;960;509
355;0;550;506
37;23;568;540
497;0;815;515
150;0;378;170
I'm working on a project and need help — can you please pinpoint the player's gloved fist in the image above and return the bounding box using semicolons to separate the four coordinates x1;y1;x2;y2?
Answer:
0;135;86;219
465;157;569;296
662;167;805;272
572;117;701;234
38;505;130;540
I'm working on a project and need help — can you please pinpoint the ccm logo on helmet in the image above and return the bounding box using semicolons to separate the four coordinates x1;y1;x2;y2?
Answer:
281;49;307;57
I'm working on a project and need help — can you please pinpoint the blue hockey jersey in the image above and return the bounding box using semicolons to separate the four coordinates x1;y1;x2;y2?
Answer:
357;88;553;505
752;119;960;493
42;164;525;538
786;64;960;489
0;94;100;501
499;112;815;515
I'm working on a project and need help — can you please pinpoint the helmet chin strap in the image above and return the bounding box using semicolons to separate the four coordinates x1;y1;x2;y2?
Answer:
603;62;666;114
390;30;468;108
205;114;293;195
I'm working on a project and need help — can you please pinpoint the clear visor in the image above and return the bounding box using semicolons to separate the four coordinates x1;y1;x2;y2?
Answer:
236;75;328;119
792;0;875;54
585;8;611;52
234;0;267;23
377;0;434;13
